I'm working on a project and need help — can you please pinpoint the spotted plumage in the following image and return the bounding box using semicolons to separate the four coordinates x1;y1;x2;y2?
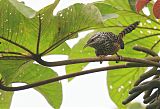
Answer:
84;21;140;63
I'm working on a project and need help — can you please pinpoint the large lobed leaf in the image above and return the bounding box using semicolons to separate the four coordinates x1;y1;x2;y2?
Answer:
0;60;62;109
0;87;13;109
15;63;62;109
0;0;62;55
45;3;105;55
0;0;107;109
0;0;63;109
93;0;160;108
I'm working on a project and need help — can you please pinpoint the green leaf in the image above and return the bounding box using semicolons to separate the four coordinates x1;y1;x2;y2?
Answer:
128;0;136;11
108;63;146;108
94;1;160;108
14;63;63;109
0;89;13;109
9;0;36;18
0;1;104;56
0;60;62;109
0;0;60;55
94;2;119;20
0;60;29;84
0;60;28;109
50;42;71;55
94;2;117;14
44;3;104;55
127;102;145;109
66;33;96;81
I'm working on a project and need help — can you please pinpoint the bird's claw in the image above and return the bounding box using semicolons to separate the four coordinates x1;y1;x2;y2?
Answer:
99;55;105;64
116;53;122;63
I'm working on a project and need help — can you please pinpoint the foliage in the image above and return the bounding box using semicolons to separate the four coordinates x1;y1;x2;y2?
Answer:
92;0;159;108
0;0;103;108
0;0;159;109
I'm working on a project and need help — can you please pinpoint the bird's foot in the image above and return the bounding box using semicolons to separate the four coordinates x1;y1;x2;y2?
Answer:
98;55;106;64
116;53;122;63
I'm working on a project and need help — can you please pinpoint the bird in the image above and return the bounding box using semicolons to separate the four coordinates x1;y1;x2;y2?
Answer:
84;21;140;64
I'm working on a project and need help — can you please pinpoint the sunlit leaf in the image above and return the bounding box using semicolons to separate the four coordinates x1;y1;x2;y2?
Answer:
127;102;145;109
9;0;36;18
43;3;105;55
128;0;136;11
0;89;13;109
15;63;62;109
0;0;60;55
0;60;29;109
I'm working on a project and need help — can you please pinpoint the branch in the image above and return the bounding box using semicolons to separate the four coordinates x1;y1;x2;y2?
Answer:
34;56;160;67
0;64;150;91
0;46;159;91
36;14;42;54
0;36;34;55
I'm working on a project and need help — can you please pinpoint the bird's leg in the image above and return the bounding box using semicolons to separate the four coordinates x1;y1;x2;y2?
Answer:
115;53;122;63
98;55;106;64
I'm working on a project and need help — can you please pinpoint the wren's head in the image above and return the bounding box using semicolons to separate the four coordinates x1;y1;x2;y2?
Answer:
84;32;105;49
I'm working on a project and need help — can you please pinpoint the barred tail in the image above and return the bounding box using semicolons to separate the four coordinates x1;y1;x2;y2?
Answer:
118;21;140;38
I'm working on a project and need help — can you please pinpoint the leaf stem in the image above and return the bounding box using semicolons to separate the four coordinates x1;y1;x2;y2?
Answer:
125;33;160;45
0;56;31;60
106;26;160;32
40;27;89;56
36;14;42;54
0;51;27;56
0;36;34;55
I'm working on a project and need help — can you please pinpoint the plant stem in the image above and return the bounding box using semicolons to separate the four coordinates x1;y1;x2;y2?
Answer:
36;14;42;54
0;36;34;55
35;56;160;67
0;64;148;91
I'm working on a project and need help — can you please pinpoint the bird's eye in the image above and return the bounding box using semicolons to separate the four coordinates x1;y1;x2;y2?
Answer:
91;38;95;42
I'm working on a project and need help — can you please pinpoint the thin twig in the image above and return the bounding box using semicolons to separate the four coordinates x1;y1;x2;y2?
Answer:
0;36;34;55
36;14;42;54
